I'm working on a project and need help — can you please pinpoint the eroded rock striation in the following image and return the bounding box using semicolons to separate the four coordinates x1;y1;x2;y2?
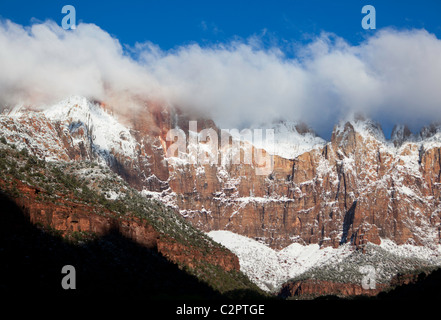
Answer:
1;97;441;252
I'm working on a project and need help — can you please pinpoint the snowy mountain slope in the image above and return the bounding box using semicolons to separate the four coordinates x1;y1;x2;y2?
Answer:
0;109;71;162
208;230;353;292
43;96;138;161
208;230;441;292
2;96;441;297
0;96;139;164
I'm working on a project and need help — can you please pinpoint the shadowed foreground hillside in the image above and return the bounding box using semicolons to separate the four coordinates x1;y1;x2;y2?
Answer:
0;141;266;300
0;192;264;300
0;192;214;299
375;268;441;299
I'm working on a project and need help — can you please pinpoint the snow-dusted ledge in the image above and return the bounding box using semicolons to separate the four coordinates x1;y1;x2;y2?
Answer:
207;230;441;292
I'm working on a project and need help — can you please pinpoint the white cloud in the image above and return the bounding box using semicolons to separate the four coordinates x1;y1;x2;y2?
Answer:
1;20;441;137
0;20;160;110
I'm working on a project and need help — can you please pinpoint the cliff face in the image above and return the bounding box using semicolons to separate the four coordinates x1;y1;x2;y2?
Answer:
168;119;441;250
2;177;239;273
1;97;441;252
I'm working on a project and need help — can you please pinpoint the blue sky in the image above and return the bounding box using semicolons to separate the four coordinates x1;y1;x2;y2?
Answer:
1;1;441;139
1;0;440;50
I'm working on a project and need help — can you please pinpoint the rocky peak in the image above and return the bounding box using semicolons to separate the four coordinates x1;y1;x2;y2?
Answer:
391;124;414;147
331;120;356;146
334;115;385;140
331;116;386;154
419;122;441;140
43;96;138;162
248;120;325;160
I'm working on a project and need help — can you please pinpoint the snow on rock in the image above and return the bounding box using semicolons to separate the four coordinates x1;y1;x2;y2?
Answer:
247;121;326;160
43;96;138;161
208;230;441;293
208;230;352;292
0;96;140;165
141;188;179;209
379;238;441;264
391;124;416;147
333;116;386;143
208;230;287;292
0;109;70;161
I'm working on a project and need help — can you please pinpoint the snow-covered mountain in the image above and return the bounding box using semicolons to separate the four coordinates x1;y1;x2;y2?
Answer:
44;96;138;161
1;96;137;163
1;96;441;297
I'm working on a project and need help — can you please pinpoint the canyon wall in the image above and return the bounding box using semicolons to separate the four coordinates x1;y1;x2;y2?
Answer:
2;99;441;251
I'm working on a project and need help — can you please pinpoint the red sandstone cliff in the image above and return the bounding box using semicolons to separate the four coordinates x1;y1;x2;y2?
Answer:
1;98;441;252
0;177;239;273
